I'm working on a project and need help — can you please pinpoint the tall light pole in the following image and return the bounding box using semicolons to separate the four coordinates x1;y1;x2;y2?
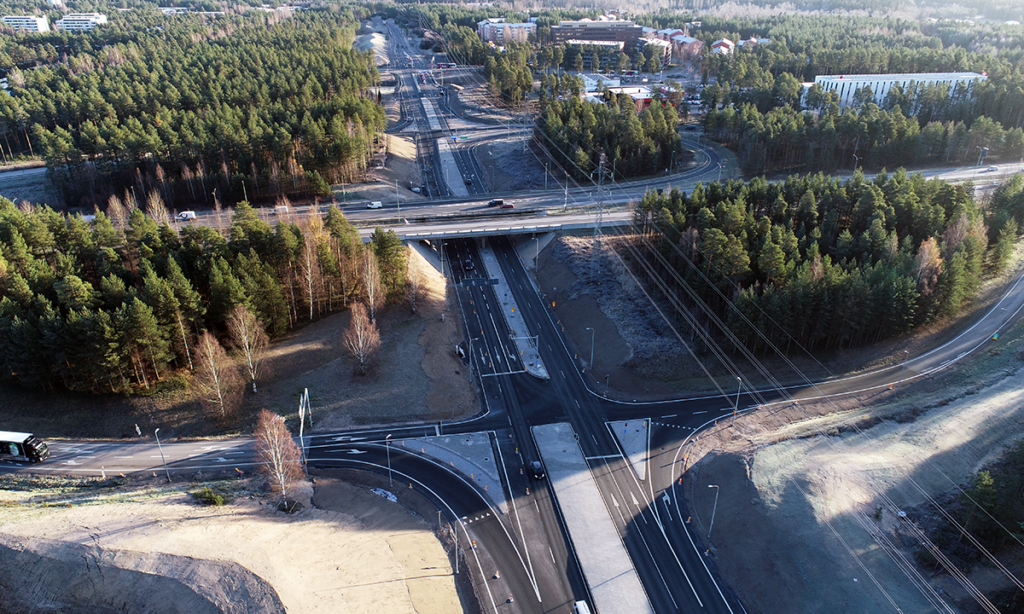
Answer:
385;434;393;487
154;428;171;483
717;163;722;182
732;376;741;427
895;350;910;396
533;237;540;267
707;484;720;539
585;327;595;370
852;153;860;171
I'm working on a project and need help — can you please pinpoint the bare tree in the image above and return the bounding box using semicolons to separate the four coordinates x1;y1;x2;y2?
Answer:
254;409;304;503
107;194;128;231
300;234;322;321
226;305;269;393
146;191;170;226
194;332;237;416
343;302;381;375
360;247;383;322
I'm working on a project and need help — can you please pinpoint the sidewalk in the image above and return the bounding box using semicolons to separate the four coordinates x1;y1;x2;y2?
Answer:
477;241;548;379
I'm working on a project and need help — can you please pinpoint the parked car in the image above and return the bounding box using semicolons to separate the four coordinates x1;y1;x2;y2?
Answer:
367;201;384;209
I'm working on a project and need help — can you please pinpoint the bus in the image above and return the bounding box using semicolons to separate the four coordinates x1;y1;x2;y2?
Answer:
435;62;457;69
620;70;639;77
0;431;50;463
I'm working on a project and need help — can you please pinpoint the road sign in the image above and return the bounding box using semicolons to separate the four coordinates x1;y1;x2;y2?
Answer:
462;278;499;287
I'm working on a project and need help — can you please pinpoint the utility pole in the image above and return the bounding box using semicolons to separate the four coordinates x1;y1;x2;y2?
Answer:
707;484;720;539
154;428;171;483
591;154;605;279
396;179;400;215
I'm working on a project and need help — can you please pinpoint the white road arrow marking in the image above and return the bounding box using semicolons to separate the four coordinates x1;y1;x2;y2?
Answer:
347;449;367;455
215;457;230;462
631;493;647;525
332;436;366;442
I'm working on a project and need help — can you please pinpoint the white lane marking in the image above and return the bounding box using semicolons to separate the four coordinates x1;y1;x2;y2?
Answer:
575;399;580;408
692;410;707;414
114;456;134;459
549;547;556;564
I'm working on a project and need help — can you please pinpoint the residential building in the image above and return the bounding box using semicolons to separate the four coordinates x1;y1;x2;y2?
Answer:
737;36;771;48
670;34;702;59
551;20;644;48
813;71;987;108
711;38;735;54
55;13;107;32
2;15;49;32
656;28;684;41
644;38;672;69
476;17;535;44
565;40;624;71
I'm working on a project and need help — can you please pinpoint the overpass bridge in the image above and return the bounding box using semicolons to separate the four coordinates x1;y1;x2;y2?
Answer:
356;210;633;242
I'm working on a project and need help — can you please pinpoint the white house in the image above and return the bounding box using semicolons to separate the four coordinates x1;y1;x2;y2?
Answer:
55;13;108;32
813;72;987;108
2;15;49;32
711;38;735;54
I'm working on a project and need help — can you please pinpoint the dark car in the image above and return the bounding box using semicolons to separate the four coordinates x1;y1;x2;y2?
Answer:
464;260;474;271
487;199;504;207
530;460;545;480
465;176;473;185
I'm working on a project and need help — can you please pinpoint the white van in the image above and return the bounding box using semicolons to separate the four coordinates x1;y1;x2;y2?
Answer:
272;205;289;215
574;601;592;614
177;211;197;220
368;201;384;209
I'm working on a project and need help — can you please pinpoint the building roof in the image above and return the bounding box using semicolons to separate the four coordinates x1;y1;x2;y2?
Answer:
711;38;735;47
814;71;985;82
672;34;700;44
564;39;626;48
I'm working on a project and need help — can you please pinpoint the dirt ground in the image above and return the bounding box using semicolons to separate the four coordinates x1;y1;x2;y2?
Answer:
0;243;477;440
0;473;462;613
536;233;1024;400
333;133;423;207
681;340;1024;614
249;245;477;431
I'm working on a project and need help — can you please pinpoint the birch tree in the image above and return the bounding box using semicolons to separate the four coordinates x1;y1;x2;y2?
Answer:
226;305;268;393
254;409;304;503
194;331;236;416
360;247;383;322
342;302;380;376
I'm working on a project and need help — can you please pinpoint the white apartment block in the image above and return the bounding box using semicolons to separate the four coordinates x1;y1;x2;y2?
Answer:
476;18;535;44
814;72;987;108
2;15;50;32
55;13;108;32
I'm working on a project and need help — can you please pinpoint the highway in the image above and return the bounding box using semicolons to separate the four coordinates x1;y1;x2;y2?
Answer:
7;17;1024;614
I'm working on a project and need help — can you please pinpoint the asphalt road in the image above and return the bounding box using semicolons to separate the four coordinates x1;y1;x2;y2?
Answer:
9;19;1024;614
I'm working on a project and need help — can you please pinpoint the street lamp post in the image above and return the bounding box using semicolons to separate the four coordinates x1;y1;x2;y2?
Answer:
154;428;171;483
585;327;595;370
707;484;720;539
732;377;741;427
533;237;540;267
386;434;393;487
852;153;860;170
717;163;723;182
895;350;910;396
